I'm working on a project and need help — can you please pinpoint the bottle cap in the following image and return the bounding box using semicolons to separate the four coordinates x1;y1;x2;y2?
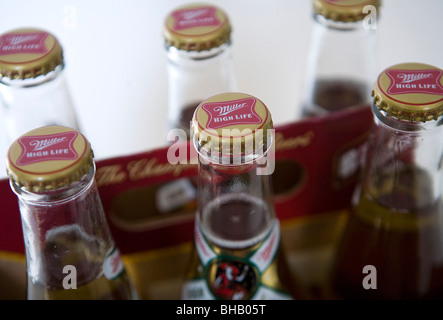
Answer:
163;3;231;51
0;28;64;80
372;62;443;122
192;92;273;163
6;126;94;193
313;0;381;22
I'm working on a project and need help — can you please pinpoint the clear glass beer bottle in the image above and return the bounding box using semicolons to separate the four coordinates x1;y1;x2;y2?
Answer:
181;92;308;300
0;28;80;144
163;3;236;139
300;0;380;118
6;125;137;300
328;62;443;299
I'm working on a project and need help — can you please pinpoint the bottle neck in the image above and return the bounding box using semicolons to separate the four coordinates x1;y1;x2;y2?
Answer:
196;144;276;249
358;104;443;210
11;164;95;202
314;14;367;30
166;42;236;135
166;41;232;61
15;166;116;289
301;14;377;116
0;64;79;143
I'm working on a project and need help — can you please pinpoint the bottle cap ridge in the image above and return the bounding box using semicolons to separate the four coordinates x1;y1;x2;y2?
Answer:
0;28;64;80
313;0;381;22
6;125;94;193
372;62;443;122
163;3;231;51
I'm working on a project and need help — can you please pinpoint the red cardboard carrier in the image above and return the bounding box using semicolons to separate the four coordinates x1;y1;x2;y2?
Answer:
0;105;373;300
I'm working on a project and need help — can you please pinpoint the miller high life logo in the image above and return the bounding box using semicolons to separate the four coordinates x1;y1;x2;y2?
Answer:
0;31;49;56
201;97;262;130
386;69;443;96
172;6;221;31
16;131;78;165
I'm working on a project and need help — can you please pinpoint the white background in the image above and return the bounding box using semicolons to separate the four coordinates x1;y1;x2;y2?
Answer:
0;0;442;179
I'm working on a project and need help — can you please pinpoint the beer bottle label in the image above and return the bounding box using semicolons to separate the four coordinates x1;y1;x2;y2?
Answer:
103;248;124;280
156;178;196;213
182;220;293;300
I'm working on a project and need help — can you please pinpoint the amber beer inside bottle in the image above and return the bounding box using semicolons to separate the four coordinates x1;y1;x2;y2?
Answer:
307;79;368;116
28;272;134;300
26;224;134;300
331;167;443;299
328;62;443;299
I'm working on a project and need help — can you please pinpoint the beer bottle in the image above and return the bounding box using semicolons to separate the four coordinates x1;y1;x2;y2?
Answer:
300;0;380;118
181;92;308;300
0;28;80;144
163;3;236;139
328;62;443;299
6;125;137;300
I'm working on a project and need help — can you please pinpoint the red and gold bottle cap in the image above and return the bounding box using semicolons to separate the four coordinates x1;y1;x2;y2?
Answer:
0;28;64;80
192;92;273;161
6;126;94;193
163;3;231;51
313;0;381;22
372;62;443;122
